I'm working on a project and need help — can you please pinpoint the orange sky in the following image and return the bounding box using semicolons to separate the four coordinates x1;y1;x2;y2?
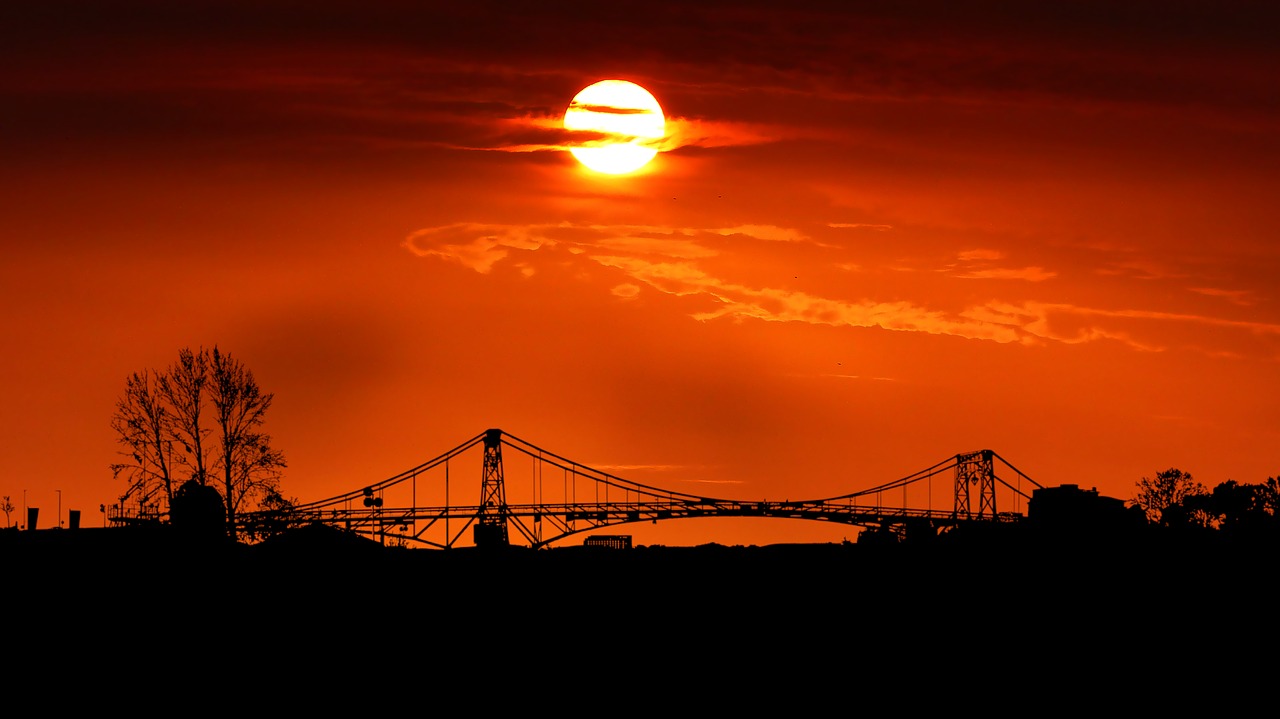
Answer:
3;1;1279;546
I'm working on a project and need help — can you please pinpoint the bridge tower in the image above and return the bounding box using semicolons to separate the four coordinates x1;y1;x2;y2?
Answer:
474;428;509;547
953;449;997;520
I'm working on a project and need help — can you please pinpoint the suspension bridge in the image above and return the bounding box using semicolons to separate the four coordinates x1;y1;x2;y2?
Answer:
236;428;1043;548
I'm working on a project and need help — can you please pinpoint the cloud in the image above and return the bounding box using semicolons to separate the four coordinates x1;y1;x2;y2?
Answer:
468;114;784;155
569;104;659;116
962;300;1280;353
591;464;693;473
406;221;1280;359
1052;303;1280;336
402;223;552;273
403;221;835;275
953;266;1057;282
957;249;1005;261
829;223;893;231
960;302;1163;351
1095;259;1189;281
12;1;1276;162
657;117;782;151
588;255;1033;344
713;225;812;243
1189;287;1256;306
432;116;617;154
611;284;641;299
595;237;717;259
943;249;1056;282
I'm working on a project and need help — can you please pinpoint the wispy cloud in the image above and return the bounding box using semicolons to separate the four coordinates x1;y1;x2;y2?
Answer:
1189;286;1256;306
829;223;893;231
658;117;784;151
453;114;784;155
406;221;1280;359
611;283;641;299
403;223;552;273
591;464;693;473
1048;303;1280;336
946;248;1056;282
953;266;1056;281
589;255;1034;344
569;103;659;116
957;248;1004;261
713;225;812;243
963;300;1280;353
403;221;831;273
961;302;1164;351
595;236;717;259
1096;259;1188;281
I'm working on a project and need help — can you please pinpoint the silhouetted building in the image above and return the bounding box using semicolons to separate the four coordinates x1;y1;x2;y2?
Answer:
1028;484;1144;534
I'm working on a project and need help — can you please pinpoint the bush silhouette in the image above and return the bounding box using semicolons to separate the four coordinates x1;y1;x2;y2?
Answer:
170;479;227;539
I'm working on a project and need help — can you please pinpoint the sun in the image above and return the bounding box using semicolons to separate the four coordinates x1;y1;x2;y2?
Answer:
563;80;665;175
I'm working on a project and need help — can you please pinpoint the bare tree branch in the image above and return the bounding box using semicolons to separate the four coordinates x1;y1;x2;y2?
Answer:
159;347;211;488
109;369;175;511
209;346;286;541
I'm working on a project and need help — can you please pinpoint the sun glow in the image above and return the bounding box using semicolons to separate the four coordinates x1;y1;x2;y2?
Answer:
564;80;665;175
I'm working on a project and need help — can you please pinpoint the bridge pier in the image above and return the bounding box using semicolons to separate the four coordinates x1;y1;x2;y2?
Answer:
475;428;509;547
954;450;997;520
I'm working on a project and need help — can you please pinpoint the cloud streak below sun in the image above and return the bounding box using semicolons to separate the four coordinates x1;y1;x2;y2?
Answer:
405;221;1280;359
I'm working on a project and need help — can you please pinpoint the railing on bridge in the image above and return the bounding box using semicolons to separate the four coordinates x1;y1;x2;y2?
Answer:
237;429;1043;549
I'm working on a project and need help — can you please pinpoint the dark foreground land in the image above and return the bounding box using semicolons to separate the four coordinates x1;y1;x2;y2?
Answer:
6;522;1276;694
8;521;1272;613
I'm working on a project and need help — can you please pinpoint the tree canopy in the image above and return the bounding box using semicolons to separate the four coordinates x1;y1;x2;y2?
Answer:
1133;468;1280;535
111;346;286;540
1133;468;1208;526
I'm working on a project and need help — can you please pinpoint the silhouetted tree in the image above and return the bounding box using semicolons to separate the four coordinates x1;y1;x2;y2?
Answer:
1188;479;1280;534
1260;476;1280;515
160;348;211;489
246;487;299;541
208;347;285;541
1133;468;1208;526
1;495;13;528
260;488;294;511
110;346;287;539
1210;480;1256;529
110;369;177;509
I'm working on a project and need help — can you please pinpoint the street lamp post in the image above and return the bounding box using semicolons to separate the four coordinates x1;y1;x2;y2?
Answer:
57;489;62;528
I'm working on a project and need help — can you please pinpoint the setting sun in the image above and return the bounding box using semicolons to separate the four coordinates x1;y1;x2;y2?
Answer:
563;80;665;175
